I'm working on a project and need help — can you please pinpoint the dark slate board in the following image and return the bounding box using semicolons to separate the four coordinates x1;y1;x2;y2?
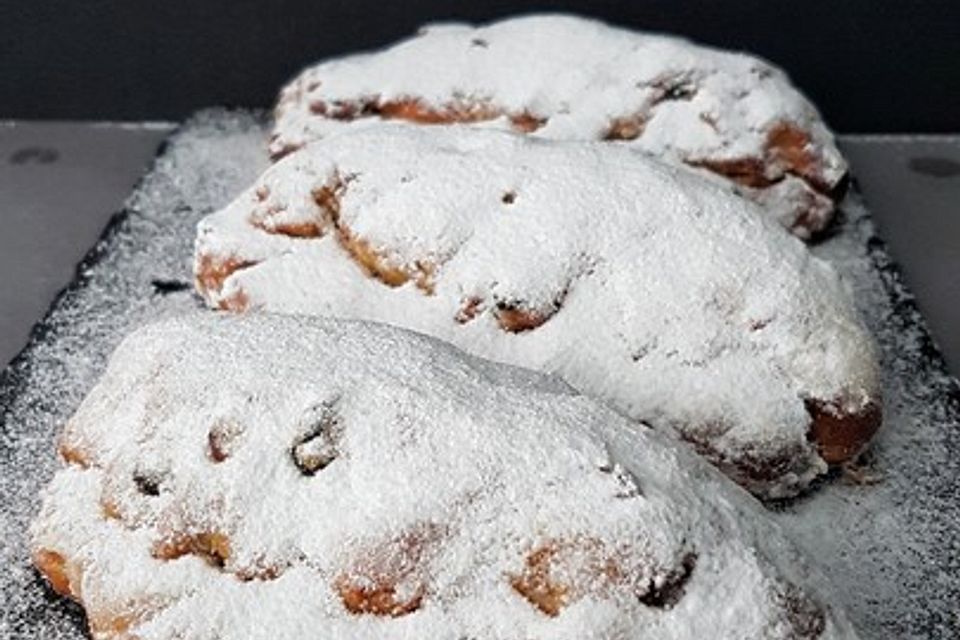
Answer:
1;110;958;639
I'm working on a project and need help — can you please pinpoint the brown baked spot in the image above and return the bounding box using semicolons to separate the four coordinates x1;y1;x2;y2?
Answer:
805;398;882;465
335;524;444;617
33;549;76;598
337;579;424;618
379;97;500;125
152;532;231;568
604;115;647;141
194;252;259;301
455;296;485;324
501;190;517;204
57;441;90;468
495;306;550;333
510;543;576;616
314;174;437;294
509;111;547;133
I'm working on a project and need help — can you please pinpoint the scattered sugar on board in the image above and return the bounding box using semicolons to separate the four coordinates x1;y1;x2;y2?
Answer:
0;110;958;639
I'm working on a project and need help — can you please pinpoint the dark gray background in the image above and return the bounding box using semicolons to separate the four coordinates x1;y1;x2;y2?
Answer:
2;1;960;131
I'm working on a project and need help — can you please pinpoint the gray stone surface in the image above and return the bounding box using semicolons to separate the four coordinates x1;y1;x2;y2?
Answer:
840;136;960;374
0;121;174;366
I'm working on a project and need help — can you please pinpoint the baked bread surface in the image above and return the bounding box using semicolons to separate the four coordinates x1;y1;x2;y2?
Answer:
32;314;859;639
194;125;880;498
271;14;848;236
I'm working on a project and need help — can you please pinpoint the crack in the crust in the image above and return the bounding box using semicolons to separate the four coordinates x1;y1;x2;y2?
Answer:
603;108;841;230
686;123;839;198
305;95;548;135
461;259;593;332
313;172;439;295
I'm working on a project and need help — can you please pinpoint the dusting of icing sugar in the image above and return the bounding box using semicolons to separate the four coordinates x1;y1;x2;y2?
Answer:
2;113;953;640
29;313;860;639
270;14;848;235
195;124;880;499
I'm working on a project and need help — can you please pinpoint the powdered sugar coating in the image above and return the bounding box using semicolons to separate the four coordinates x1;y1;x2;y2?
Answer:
194;124;879;498
30;313;859;639
271;14;848;235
